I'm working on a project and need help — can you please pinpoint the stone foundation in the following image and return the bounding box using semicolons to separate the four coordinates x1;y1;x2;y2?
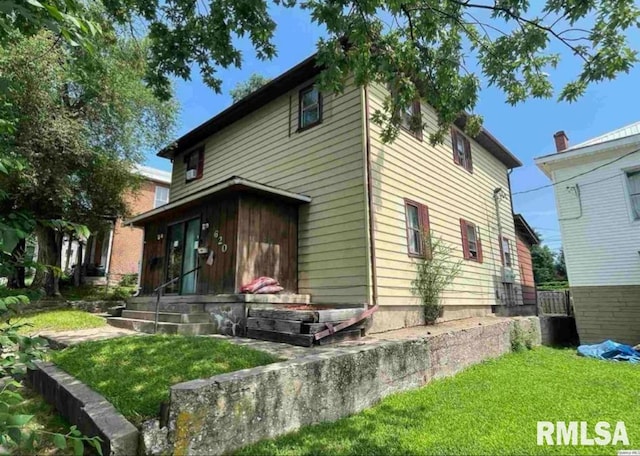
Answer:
370;304;495;333
153;317;540;455
571;285;640;345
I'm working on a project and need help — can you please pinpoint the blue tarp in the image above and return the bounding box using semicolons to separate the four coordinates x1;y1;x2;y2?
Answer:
577;340;640;363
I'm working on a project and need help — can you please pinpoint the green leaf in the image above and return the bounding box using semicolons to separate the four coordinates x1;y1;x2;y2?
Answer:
26;0;44;8
73;438;84;456
7;414;33;426
53;433;67;449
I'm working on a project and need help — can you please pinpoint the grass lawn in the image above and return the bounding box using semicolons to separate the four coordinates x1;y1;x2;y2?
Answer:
239;347;640;455
52;335;279;425
12;309;106;335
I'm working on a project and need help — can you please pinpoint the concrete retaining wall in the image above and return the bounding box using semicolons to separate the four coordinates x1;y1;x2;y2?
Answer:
27;362;139;456
161;317;540;455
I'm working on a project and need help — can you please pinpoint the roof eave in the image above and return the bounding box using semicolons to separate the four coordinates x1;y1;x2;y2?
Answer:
158;55;321;159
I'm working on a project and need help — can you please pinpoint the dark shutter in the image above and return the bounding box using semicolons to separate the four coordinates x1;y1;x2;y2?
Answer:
476;228;483;263
499;236;505;266
464;137;473;172
452;129;461;165
460;218;469;259
196;148;204;179
420;204;431;258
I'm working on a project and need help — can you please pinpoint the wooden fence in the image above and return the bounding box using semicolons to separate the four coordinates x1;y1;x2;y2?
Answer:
538;290;572;315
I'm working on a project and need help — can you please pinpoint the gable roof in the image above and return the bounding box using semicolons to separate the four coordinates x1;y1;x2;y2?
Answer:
514;213;540;246
158;55;521;169
565;121;640;152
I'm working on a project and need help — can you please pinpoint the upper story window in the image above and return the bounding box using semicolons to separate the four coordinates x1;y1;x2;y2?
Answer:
500;236;512;267
154;185;169;208
298;85;322;130
184;147;204;183
399;100;423;140
405;199;430;258
460;218;483;262
626;170;640;220
451;129;473;173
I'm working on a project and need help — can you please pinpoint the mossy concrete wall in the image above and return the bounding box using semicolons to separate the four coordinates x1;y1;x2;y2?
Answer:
159;317;540;455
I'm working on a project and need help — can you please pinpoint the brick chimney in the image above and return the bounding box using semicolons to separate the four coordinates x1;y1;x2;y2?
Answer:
553;131;569;152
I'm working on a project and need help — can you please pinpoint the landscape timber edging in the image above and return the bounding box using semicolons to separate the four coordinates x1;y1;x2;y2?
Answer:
149;316;540;455
27;361;139;456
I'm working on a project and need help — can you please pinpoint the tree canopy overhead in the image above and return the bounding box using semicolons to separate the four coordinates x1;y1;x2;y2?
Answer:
5;1;640;142
108;0;640;142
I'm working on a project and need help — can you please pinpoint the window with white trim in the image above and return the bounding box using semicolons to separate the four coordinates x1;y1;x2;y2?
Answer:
627;170;640;220
154;186;169;208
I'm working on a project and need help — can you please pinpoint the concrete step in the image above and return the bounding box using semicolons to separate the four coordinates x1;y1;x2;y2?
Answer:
121;310;212;324
125;301;206;314
106;317;217;335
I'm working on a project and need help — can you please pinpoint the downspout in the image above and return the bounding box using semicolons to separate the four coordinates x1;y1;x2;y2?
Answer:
363;85;378;306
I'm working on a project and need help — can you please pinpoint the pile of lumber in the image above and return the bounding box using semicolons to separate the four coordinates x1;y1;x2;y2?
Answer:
245;306;371;347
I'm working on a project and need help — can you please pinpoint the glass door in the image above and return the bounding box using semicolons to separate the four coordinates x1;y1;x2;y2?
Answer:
165;222;185;294
181;218;200;294
164;218;200;294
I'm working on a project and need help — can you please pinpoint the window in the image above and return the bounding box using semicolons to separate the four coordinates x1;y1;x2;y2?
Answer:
184;147;204;182
404;199;430;258
154;186;169;208
451;129;473;172
399;100;423;139
460;219;482;262
298;85;322;130
627;170;640;220
500;236;512;267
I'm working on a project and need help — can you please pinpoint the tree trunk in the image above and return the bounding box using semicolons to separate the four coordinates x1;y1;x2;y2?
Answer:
73;242;83;286
7;238;26;289
34;225;62;296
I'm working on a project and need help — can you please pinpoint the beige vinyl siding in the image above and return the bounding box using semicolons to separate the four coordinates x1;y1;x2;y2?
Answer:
367;83;521;317
169;81;368;303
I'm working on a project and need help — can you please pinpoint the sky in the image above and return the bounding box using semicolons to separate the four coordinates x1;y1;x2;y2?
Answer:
144;5;640;252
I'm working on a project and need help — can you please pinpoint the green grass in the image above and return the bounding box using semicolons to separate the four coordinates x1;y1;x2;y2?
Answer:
12;309;106;335
51;335;279;425
239;347;640;456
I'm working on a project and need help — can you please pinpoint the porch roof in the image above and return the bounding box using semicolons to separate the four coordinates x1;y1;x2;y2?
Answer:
124;176;311;227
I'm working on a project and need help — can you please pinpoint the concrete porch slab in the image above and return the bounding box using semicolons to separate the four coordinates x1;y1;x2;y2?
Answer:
39;326;142;349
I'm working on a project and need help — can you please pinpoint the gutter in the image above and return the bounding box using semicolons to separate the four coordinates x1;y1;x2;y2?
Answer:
363;86;378;306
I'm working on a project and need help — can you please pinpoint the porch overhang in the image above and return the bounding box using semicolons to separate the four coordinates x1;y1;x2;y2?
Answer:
124;176;311;227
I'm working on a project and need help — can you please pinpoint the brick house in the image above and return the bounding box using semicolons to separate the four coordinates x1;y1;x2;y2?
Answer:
62;165;171;284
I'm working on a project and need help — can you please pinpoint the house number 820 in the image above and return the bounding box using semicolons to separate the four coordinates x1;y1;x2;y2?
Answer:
213;230;227;253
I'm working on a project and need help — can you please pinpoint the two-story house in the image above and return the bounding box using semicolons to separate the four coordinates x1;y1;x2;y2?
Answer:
536;124;640;345
116;55;526;335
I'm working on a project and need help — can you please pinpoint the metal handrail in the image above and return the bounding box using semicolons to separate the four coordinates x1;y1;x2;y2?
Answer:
153;265;202;333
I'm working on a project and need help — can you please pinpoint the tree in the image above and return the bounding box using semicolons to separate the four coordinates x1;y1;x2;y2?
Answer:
555;248;567;280
531;243;556;284
4;2;640;143
230;74;272;102
102;0;639;142
0;30;176;295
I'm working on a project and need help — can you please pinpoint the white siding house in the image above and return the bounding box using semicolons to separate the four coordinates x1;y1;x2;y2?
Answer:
536;123;640;345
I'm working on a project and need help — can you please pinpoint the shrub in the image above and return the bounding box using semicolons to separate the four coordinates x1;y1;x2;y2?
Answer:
119;273;138;288
0;294;102;454
109;286;132;301
0;287;43;302
411;234;462;325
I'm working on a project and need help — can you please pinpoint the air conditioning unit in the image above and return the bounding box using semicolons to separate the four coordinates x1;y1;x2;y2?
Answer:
502;268;515;284
186;169;197;180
